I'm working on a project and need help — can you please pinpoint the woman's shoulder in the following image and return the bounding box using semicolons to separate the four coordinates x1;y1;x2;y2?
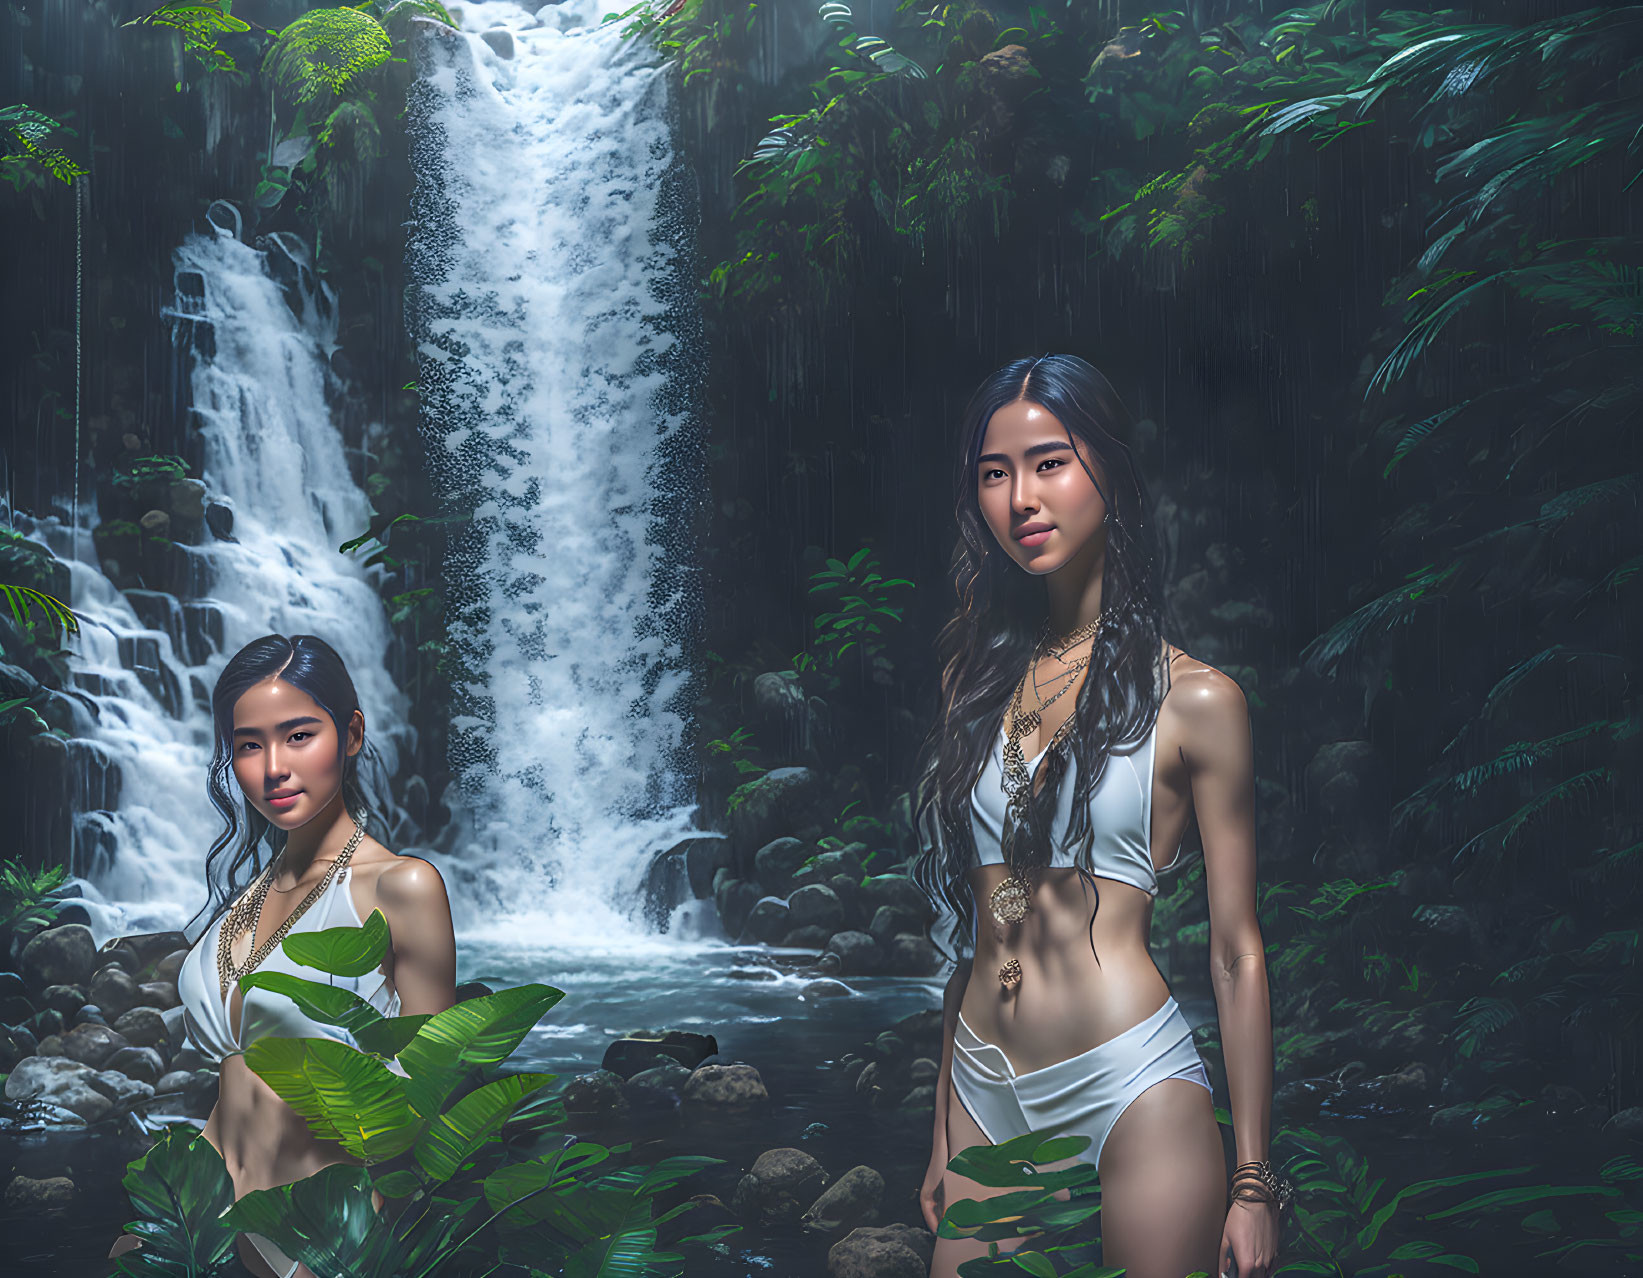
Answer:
1160;643;1248;719
351;841;450;907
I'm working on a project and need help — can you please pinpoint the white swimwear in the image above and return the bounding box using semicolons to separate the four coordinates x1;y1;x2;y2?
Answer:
177;864;402;1278
953;646;1212;1169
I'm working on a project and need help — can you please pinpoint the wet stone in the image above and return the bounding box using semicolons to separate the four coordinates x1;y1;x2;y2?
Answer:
4;1174;76;1214
20;924;96;989
683;1063;768;1111
803;1164;884;1236
89;966;140;1019
563;1069;629;1116
58;1022;130;1068
113;1006;168;1049
39;984;87;1018
106;1045;165;1085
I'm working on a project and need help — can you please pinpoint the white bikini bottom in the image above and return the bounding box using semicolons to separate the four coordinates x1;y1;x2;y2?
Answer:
950;995;1212;1171
245;1231;301;1278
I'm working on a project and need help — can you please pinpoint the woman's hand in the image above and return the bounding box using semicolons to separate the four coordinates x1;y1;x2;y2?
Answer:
919;1139;949;1234
1218;1196;1280;1278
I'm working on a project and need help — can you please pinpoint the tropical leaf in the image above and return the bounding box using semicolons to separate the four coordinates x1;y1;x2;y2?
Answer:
0;583;81;642
396;983;565;1120
280;905;391;976
414;1071;557;1182
262;8;393;108
114;1126;239;1276
0;104;89;183
241;1035;421;1160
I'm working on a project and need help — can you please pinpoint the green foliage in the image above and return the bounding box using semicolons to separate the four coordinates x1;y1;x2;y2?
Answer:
262;8;393;111
122;910;729;1275
125;1;252;74
793;545;913;684
114;453;191;491
0;104;88;187
0;859;71;941
113;1126;239;1276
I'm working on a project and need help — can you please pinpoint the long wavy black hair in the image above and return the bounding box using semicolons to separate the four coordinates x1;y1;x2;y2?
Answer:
186;633;385;936
910;354;1177;963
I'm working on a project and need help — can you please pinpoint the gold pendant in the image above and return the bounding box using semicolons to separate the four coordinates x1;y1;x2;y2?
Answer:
989;870;1031;927
998;958;1022;990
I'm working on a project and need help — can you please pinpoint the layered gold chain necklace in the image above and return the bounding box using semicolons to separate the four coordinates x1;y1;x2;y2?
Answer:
216;822;364;998
989;615;1103;990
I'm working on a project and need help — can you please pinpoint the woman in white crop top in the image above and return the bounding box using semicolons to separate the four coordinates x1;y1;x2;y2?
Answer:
909;357;1282;1278
109;634;457;1278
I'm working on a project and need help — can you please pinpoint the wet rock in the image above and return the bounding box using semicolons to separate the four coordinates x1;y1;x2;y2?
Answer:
39;984;87;1018
138;981;180;1010
729;767;825;859
732;1146;827;1227
867;905;924;946
677;836;731;899
803;1164;883;1235
754;837;813;897
623;1059;692;1109
683;1063;768;1111
909;1058;937;1086
789;884;845;933
162;1005;187;1054
95;941;142;975
0;1025;31;1071
20;924;95;989
714;877;760;940
828;1223;933;1278
780;926;833;950
154;1070;192;1096
4;1056;112;1123
859;875;930;919
72;1004;106;1028
89;966;140;1019
4;1174;76;1214
182;1071;219;1119
825;931;884;975
564;1070;630;1116
899;1085;935;1112
30;1008;65;1039
740;898;791;945
92;1069;156;1106
107;1045;165;1085
113;1006;168;1050
455;980;494;1003
481;27;514;57
58;1022;130;1069
601;1030;718;1079
36;1033;64;1056
885;935;941;975
205;501;236;542
802;979;853;1000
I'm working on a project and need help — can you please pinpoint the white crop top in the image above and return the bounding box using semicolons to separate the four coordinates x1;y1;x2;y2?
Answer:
968;651;1185;895
177;865;402;1068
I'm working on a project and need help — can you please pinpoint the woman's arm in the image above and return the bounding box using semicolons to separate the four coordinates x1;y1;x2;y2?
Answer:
921;952;973;1231
1187;668;1280;1277
374;857;458;1018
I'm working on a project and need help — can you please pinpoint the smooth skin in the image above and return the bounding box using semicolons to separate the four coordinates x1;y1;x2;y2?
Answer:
109;677;457;1278
920;399;1279;1278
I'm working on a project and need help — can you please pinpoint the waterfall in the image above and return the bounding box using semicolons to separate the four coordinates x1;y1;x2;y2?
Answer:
405;0;704;943
16;208;413;944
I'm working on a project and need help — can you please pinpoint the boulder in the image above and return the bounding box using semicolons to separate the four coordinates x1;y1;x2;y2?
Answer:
789;884;846;934
106;1045;165;1085
859;875;930;919
57;1022;130;1069
825;932;884;975
714;878;760;940
885;934;942;975
601;1030;718;1079
753;837;813;897
802;1164;883;1236
740;898;791;945
113;1006;168;1050
154;1070;192;1096
828;1223;934;1278
623;1059;693;1109
779;926;833;951
89;966;141;1019
731;1147;827;1228
729;768;825;859
563;1070;629;1116
4;1056;112;1123
138;981;180;1010
678;836;731;899
4;1174;76;1214
20;924;95;989
153;948;189;986
39;984;88;1018
92;1069;156;1106
867;905;925;946
683;1063;768;1111
802;979;854;1000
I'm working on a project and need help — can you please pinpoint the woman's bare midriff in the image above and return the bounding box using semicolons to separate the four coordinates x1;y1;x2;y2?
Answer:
201;1053;367;1195
957;864;1172;1076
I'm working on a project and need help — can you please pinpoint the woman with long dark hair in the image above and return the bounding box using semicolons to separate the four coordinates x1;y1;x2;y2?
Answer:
910;356;1286;1278
109;634;457;1278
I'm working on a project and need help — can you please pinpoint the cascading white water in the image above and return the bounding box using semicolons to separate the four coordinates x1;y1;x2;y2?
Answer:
405;0;704;944
18;213;412;943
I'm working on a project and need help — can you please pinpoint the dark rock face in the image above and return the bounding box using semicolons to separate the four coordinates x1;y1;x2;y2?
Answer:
4;1056;113;1123
57;1023;130;1069
89;965;141;1019
20;924;96;990
731;1147;828;1228
827;1223;934;1278
563;1069;630;1117
623;1059;693;1110
802;1164;883;1236
753;836;813;896
789;884;845;933
740;898;792;945
729;768;826;861
825;931;884;975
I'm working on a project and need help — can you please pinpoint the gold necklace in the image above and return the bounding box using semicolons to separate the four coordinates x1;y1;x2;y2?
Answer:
989;616;1103;989
216;823;364;998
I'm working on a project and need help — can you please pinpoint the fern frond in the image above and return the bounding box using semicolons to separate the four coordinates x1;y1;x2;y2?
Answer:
262;8;392;109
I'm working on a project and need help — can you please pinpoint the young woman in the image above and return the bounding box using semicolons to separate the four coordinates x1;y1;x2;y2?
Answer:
910;356;1287;1278
109;633;457;1278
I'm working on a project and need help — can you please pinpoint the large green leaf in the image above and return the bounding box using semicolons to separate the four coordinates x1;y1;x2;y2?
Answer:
397;983;564;1119
356;1012;434;1059
115;1126;238;1276
944;1129;1098;1190
414;1071;556;1182
236;970;386;1036
280;906;391;976
242;1035;421;1161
